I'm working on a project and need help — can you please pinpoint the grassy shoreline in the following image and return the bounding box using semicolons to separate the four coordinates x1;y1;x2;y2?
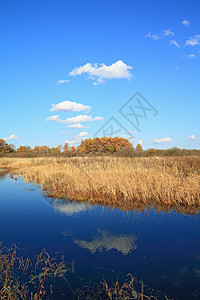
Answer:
1;156;200;214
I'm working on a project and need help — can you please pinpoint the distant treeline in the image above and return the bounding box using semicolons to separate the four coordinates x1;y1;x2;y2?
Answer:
0;137;199;157
116;147;200;157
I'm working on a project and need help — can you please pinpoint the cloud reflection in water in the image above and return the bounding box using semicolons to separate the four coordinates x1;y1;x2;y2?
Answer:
51;199;92;216
74;229;137;255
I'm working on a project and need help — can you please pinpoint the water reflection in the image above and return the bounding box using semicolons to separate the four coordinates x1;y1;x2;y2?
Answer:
3;176;200;299
74;228;137;255
0;169;7;181
46;198;137;255
47;198;92;216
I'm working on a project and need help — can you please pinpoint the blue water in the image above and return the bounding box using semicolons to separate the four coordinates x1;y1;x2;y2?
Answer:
1;171;200;299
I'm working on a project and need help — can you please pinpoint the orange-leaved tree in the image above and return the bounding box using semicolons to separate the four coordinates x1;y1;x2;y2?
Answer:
77;137;133;154
0;139;14;153
63;142;71;157
17;146;32;153
136;144;143;151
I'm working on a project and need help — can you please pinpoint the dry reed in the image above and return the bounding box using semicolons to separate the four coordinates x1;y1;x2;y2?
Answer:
0;243;164;299
0;242;67;300
75;274;171;300
1;156;200;214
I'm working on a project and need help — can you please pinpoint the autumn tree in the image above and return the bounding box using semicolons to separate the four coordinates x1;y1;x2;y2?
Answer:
39;146;49;154
77;137;133;154
33;146;40;153
17;146;32;157
136;144;143;151
16;145;31;157
9;144;16;151
33;145;61;156
147;148;157;156
0;139;14;153
63;142;71;157
49;147;61;155
70;146;77;156
58;145;63;152
17;146;32;153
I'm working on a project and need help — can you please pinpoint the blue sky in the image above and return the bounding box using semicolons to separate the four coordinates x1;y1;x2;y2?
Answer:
1;0;200;149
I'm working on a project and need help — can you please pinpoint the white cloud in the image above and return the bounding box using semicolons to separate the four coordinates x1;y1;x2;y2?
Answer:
66;124;88;129
64;114;103;124
185;35;200;46
164;29;175;36
145;32;160;40
69;60;133;85
146;30;174;40
60;131;70;135
170;40;180;48
120;134;133;140
50;100;90;112
46;115;60;122
128;130;138;134
64;132;89;146
4;134;19;141
120;134;142;144
46;114;103;124
187;53;196;59
188;134;196;140
65;140;79;144
131;138;143;144
153;137;173;144
182;20;190;27
57;79;70;84
76;132;89;138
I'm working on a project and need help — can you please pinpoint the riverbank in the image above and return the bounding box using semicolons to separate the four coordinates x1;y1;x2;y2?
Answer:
0;156;200;214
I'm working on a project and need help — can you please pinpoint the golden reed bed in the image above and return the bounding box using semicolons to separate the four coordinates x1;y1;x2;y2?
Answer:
1;156;200;214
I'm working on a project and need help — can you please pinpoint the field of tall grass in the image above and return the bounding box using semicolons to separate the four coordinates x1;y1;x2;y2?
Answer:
1;156;200;214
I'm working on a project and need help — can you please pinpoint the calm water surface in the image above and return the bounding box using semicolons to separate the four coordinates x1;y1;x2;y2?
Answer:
1;171;200;299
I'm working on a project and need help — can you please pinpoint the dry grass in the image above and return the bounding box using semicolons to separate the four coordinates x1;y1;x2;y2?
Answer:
1;156;200;214
75;274;166;299
0;242;164;299
0;243;67;300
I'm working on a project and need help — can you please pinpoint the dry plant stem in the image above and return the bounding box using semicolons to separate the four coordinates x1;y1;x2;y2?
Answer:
75;274;160;299
1;156;200;214
1;243;170;299
0;243;67;300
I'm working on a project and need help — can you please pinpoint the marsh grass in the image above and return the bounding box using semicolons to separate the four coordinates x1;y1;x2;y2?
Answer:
0;243;167;300
74;274;171;300
0;243;68;299
0;169;8;182
1;156;200;214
